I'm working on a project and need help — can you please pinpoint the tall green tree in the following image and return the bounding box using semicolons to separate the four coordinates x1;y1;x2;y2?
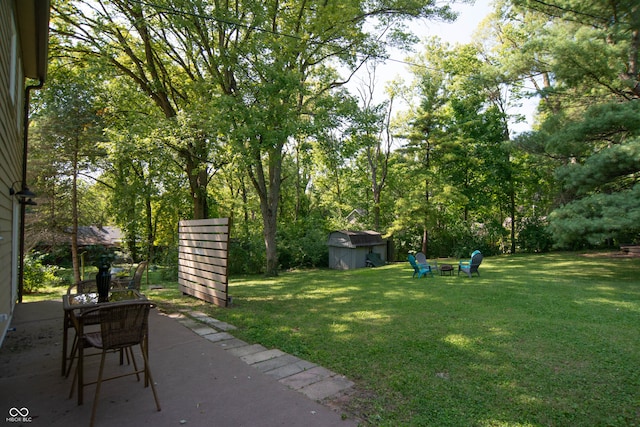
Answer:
30;64;106;281
393;41;450;255
209;0;456;275
53;0;456;275
52;0;225;220
349;64;394;231
509;0;640;247
399;38;517;255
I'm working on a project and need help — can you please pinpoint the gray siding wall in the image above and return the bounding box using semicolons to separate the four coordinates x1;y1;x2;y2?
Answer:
0;2;25;346
329;244;387;270
329;247;355;270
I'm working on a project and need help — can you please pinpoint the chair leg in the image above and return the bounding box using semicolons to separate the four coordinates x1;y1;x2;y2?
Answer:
67;341;127;381
89;351;108;427
68;338;84;401
128;347;141;382
68;359;77;399
62;315;70;376
143;336;149;386
140;342;161;411
65;335;78;378
83;346;157;421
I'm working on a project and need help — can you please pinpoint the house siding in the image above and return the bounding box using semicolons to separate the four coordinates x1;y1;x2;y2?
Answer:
0;1;23;346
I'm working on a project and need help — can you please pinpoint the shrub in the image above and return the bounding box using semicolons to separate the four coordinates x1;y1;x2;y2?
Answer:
156;245;179;281
518;217;554;253
277;217;330;270
23;252;64;293
228;234;266;275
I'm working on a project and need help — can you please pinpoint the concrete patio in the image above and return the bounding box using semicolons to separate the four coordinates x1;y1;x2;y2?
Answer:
0;300;359;426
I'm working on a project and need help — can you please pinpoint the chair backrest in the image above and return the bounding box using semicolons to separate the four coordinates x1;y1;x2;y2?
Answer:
98;301;154;350
128;261;148;290
407;255;419;271
366;252;385;267
415;252;427;265
470;253;483;270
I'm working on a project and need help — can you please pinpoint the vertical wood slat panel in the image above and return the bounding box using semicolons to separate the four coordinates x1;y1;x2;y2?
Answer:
178;218;230;307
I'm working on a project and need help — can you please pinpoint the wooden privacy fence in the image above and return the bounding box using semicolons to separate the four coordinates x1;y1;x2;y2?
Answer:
178;218;230;307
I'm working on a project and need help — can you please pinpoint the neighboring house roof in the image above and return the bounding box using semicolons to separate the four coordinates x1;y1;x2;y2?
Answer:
37;226;124;247
327;230;385;248
76;226;123;246
345;209;366;225
29;226;124;249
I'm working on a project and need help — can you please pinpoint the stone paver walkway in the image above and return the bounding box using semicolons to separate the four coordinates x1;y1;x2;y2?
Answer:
168;310;355;403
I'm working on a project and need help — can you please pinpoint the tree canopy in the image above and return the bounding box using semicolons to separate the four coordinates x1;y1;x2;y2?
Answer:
26;0;640;276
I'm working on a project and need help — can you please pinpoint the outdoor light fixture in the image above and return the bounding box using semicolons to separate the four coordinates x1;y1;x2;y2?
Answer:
21;198;37;206
9;182;36;199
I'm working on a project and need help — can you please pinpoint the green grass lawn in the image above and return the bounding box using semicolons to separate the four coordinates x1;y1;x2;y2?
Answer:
28;252;640;426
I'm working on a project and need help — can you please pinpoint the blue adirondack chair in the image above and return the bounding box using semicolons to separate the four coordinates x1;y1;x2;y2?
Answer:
458;250;483;278
408;254;432;278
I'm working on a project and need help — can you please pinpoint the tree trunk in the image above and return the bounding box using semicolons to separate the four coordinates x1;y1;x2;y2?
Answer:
510;186;516;254
145;193;153;262
241;178;250;236
71;138;80;283
294;142;301;221
422;227;428;255
248;139;283;277
372;192;381;231
262;202;279;276
264;148;283;276
185;161;209;220
422;151;430;255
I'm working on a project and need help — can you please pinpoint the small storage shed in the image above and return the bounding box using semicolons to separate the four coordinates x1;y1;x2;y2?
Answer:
327;230;387;270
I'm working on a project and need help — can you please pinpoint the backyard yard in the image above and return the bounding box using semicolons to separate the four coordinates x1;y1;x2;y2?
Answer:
28;252;640;426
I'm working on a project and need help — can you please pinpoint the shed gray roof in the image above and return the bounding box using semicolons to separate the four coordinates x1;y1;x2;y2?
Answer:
327;230;384;248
